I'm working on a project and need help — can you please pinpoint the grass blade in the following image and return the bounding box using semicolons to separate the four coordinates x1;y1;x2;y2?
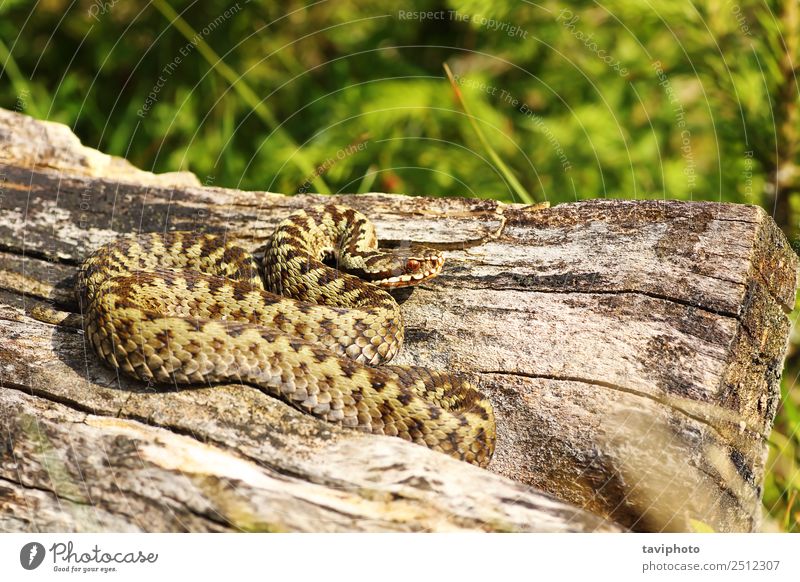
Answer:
151;0;330;194
443;63;535;204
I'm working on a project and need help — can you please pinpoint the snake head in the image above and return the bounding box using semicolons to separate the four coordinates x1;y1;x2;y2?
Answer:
361;244;445;288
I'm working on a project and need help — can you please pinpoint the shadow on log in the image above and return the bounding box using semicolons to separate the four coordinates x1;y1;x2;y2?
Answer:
0;108;796;532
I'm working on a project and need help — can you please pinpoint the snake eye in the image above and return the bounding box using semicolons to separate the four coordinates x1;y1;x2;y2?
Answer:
406;259;420;271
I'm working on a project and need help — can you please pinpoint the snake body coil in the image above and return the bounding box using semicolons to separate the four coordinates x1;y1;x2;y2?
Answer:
76;204;495;467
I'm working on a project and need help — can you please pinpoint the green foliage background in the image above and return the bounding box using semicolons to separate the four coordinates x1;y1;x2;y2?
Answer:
1;0;798;531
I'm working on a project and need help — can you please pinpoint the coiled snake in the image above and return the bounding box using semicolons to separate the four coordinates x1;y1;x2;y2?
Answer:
76;204;495;467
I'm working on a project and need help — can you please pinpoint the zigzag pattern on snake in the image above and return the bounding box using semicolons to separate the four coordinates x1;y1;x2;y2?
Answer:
76;204;496;467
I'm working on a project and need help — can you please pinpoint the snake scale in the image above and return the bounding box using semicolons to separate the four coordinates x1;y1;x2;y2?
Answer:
76;204;495;467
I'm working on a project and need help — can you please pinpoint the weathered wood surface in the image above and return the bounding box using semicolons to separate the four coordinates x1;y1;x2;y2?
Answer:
0;108;796;532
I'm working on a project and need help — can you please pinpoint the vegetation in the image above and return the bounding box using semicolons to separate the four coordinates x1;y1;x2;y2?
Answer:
1;0;798;531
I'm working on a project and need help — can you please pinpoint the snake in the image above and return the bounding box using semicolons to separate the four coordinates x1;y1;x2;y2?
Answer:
75;204;496;467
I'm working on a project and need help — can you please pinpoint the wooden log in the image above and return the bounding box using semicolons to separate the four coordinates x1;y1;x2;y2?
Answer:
0;108;796;532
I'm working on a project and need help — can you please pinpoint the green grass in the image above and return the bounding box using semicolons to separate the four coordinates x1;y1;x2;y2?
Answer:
763;297;800;532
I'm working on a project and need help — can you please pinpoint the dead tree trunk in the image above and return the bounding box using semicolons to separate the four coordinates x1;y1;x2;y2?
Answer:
0;108;796;532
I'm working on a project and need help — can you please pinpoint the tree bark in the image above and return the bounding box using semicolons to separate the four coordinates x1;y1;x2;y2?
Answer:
0;108;796;532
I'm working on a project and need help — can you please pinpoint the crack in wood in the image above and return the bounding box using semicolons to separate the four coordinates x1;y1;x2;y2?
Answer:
479;369;761;441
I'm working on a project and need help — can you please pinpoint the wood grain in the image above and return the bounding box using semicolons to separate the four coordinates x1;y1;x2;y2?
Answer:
0;108;795;532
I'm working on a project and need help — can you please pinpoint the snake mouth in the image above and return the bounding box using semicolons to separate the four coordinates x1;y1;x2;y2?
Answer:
370;256;445;288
